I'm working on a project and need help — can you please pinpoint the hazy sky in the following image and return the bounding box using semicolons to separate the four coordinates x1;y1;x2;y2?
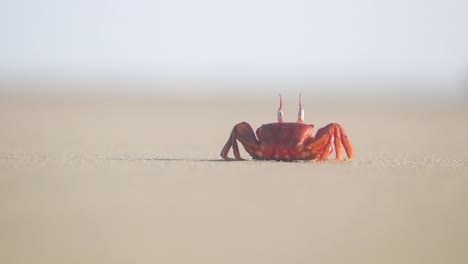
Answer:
1;0;468;90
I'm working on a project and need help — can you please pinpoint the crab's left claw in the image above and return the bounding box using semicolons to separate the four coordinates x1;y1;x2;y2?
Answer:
220;122;261;161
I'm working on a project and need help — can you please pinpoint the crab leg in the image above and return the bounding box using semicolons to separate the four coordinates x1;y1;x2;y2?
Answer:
306;123;354;161
220;131;237;161
332;124;343;160
339;125;354;158
231;134;242;160
320;133;335;160
220;122;261;160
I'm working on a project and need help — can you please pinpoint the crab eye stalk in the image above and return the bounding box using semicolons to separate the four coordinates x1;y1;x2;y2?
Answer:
277;93;284;123
297;93;304;123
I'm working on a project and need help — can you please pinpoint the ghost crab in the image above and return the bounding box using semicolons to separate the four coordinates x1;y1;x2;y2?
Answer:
220;94;354;161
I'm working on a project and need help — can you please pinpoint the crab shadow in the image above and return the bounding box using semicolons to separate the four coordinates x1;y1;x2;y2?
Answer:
99;156;224;162
100;156;312;163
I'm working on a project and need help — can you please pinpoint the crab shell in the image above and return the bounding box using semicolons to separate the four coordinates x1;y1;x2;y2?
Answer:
253;122;314;160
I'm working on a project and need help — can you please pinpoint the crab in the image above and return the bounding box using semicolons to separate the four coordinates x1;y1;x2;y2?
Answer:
220;94;354;161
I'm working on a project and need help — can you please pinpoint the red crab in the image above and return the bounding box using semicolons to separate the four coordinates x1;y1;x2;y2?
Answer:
220;94;354;161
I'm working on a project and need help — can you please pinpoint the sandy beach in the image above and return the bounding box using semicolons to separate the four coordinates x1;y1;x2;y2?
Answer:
1;94;467;264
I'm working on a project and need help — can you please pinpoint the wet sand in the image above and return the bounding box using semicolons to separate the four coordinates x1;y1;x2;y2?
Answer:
1;94;467;264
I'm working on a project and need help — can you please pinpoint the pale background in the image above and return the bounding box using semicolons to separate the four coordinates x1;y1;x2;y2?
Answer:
1;1;468;264
1;0;468;96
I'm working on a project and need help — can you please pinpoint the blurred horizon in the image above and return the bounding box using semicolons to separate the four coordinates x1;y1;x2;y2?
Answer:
1;0;467;97
1;77;465;102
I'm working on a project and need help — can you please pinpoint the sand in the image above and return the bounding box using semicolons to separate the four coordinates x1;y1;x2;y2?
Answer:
1;94;467;264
